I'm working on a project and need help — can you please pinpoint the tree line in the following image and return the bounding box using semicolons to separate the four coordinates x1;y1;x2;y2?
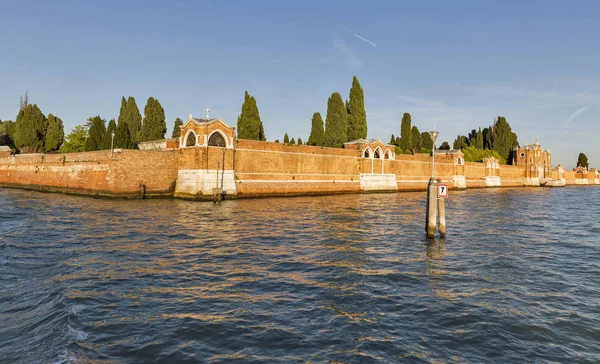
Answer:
235;76;368;148
443;116;519;163
0;92;183;154
388;113;434;155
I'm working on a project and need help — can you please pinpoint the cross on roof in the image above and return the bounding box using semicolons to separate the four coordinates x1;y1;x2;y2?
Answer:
205;108;211;119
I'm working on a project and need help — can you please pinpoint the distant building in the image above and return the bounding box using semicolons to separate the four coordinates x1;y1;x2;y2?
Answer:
512;138;551;180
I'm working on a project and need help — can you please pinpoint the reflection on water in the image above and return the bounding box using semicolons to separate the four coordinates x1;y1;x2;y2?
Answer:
1;188;600;363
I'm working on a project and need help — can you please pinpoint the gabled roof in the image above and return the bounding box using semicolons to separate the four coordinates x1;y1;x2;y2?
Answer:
181;117;233;130
343;138;394;147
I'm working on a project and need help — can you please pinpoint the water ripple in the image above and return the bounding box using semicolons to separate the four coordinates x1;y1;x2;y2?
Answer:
1;187;599;362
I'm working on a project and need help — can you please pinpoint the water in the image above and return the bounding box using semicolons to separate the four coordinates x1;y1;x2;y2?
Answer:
1;187;599;363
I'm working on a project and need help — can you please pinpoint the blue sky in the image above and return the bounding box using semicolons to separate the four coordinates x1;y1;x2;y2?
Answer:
1;0;598;167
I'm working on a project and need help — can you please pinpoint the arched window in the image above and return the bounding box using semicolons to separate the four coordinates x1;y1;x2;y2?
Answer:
186;132;196;147
363;149;371;158
384;150;391;159
208;132;226;147
457;156;463;165
374;149;381;159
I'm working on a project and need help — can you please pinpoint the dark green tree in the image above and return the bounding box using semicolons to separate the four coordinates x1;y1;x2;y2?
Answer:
123;96;142;145
482;127;492;150
297;138;303;145
114;120;132;149
84;116;106;151
290;137;296;144
453;135;469;150
475;128;484;149
274;139;280;143
308;112;325;146
14;104;47;153
259;123;266;141
237;91;265;140
389;134;396;145
99;119;117;150
44;114;64;152
0;120;16;149
411;126;421;154
59;125;88;153
283;133;289;144
324;92;348;148
171;117;183;138
439;141;451;150
491;117;519;162
347;76;367;141
140;97;166;142
577;153;589;169
399;113;412;152
420;132;433;151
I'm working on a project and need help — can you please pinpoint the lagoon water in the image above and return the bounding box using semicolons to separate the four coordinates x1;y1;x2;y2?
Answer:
1;187;599;363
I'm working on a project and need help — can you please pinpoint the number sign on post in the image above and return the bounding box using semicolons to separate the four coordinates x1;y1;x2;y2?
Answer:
438;183;448;198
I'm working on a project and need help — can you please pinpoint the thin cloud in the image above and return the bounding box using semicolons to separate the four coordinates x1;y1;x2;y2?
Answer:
341;26;376;48
563;106;589;127
333;35;362;68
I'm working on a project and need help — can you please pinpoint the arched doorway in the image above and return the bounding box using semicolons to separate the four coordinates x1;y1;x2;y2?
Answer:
186;132;196;147
208;132;226;147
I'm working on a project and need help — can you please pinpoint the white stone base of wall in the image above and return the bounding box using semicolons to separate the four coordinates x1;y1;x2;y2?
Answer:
575;179;588;185
595;179;599;185
453;175;467;189
175;169;237;196
545;178;566;187
360;174;398;191
524;178;540;186
485;176;501;187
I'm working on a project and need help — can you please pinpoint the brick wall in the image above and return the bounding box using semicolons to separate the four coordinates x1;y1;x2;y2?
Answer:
0;150;178;198
2;139;590;199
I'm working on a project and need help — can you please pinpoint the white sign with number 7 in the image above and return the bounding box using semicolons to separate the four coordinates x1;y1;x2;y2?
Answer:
438;184;448;198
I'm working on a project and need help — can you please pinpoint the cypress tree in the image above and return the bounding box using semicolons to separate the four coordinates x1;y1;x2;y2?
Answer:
324;92;348;148
389;134;396;145
125;96;142;145
44;114;64;152
85;116;106;151
420;132;433;151
453;135;469;150
475;127;484;149
140;97;167;142
411;125;421;154
290;137;296;144
577;153;589;169
14;104;46;153
297;138;303;145
482;127;492;150
399;113;412;152
114;120;132;149
307;112;325;146
171;118;183;138
117;96;127;127
99;119;117;150
347;76;367;141
237;91;264;140
491;117;519;162
283;133;289;144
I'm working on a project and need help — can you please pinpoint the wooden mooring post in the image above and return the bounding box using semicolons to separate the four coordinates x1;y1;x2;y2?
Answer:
425;178;447;238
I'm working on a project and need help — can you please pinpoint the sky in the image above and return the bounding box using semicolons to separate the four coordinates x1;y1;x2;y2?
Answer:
0;0;598;168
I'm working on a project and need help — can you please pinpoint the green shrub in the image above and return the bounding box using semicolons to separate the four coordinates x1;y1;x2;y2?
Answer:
462;146;506;164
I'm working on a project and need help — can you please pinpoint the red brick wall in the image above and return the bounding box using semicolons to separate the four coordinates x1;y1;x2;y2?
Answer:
0;150;178;198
